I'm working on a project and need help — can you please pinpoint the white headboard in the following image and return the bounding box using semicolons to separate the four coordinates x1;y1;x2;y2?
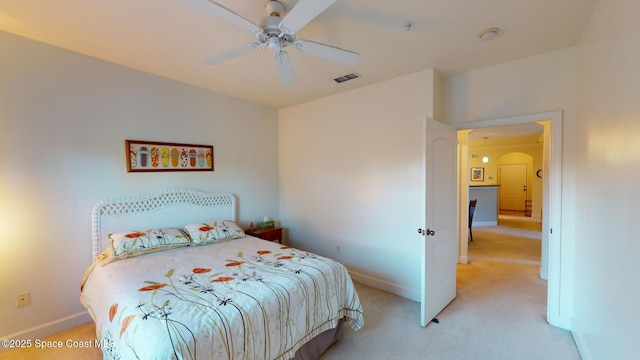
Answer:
91;188;237;259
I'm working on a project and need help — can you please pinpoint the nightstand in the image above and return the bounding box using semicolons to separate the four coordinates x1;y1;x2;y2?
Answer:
246;227;283;243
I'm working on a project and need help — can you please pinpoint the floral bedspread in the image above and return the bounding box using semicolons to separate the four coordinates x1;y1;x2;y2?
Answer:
80;236;363;360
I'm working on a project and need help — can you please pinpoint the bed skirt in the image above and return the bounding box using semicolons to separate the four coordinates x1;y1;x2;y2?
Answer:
292;318;346;360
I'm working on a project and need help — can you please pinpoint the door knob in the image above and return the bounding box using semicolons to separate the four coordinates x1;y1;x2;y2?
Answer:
418;228;435;236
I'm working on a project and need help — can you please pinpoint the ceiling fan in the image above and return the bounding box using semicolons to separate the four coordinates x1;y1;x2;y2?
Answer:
184;0;359;84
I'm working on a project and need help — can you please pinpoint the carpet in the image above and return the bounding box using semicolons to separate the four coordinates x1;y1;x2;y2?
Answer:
2;217;580;359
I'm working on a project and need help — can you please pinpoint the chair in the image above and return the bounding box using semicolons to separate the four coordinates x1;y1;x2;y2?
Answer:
468;199;477;242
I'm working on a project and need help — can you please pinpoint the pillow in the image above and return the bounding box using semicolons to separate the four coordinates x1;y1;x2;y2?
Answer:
184;220;245;245
110;228;190;260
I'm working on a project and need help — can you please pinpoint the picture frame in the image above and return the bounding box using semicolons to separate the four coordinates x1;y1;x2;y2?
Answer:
125;140;214;172
470;167;484;181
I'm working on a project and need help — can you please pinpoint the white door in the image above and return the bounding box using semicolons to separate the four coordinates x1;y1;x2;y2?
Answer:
500;163;527;211
421;118;458;327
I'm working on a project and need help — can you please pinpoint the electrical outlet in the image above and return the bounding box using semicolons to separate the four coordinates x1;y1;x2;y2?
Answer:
336;245;341;254
16;292;30;308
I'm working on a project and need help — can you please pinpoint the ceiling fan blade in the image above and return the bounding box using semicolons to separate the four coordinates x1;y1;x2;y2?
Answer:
278;0;336;35
274;51;295;84
204;43;263;65
294;39;359;65
183;0;263;35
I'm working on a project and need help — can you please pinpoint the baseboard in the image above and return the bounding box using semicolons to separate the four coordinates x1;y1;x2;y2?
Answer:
539;266;548;280
348;270;420;303
0;311;92;354
571;330;592;360
546;309;572;332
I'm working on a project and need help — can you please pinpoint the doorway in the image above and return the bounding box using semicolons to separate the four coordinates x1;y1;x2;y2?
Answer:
454;111;567;329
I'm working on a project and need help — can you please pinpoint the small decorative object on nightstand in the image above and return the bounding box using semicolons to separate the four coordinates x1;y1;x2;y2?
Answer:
246;226;283;243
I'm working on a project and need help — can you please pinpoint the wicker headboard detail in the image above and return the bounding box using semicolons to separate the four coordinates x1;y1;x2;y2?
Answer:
91;188;237;259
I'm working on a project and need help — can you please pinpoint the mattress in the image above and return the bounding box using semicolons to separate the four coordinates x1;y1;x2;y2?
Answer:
80;235;363;359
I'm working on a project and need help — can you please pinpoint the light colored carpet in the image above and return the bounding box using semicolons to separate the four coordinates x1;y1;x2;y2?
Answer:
2;217;579;359
469;216;542;265
321;216;579;360
322;262;579;360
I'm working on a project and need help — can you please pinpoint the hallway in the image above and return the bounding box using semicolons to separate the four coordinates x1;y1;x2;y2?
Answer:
468;215;542;265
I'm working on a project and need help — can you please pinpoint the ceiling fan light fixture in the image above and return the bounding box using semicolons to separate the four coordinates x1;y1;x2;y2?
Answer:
267;36;282;51
479;27;500;41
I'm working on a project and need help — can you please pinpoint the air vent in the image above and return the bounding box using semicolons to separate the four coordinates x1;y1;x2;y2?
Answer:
333;72;361;84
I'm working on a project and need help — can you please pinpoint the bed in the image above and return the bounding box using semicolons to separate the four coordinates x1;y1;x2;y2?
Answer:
80;188;363;360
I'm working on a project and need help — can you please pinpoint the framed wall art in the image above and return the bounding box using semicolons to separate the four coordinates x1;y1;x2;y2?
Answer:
470;167;484;181
125;140;214;172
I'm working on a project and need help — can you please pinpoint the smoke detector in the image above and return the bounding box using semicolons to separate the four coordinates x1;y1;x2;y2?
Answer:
479;27;500;41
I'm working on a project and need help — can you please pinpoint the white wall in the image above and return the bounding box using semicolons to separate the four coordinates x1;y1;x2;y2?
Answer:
443;48;579;324
6;3;639;353
572;0;640;358
279;69;437;301
0;31;279;341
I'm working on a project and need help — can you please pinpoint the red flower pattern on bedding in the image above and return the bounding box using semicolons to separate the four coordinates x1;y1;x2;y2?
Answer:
192;268;211;273
138;283;168;291
226;261;244;267
125;232;146;239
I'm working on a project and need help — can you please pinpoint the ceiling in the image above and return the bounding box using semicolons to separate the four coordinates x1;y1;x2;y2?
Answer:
0;0;597;109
